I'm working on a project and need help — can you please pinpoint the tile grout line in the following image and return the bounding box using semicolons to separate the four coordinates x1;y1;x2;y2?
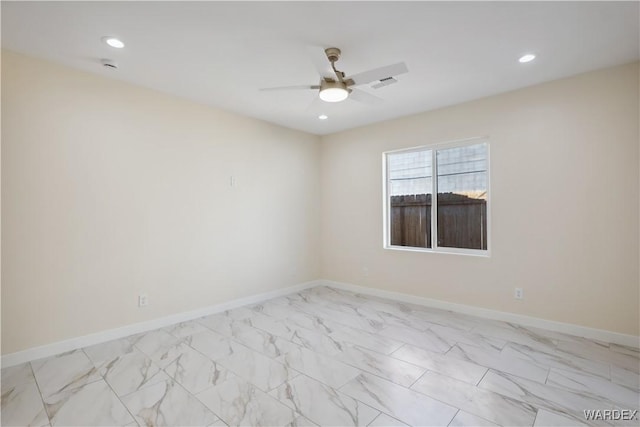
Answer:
97;358;140;427
407;368;428;390
475;366;491;387
28;361;53;426
446;409;461;427
366;412;384;427
530;406;541;427
543;366;551;384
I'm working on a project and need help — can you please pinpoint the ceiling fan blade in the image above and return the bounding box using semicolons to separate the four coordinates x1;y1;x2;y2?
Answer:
260;84;320;91
347;62;408;86
349;88;384;105
307;46;335;79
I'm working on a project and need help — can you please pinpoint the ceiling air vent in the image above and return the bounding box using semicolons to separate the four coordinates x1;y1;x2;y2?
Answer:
372;77;397;89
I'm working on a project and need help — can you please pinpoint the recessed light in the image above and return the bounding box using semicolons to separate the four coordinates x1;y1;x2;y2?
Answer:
318;114;328;120
103;37;125;49
519;54;536;63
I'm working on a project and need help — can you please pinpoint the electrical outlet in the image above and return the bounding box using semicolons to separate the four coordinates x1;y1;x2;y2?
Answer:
514;288;524;300
362;267;369;277
138;293;149;307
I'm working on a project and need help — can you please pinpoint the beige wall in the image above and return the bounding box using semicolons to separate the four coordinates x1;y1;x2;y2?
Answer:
1;51;321;354
320;62;640;336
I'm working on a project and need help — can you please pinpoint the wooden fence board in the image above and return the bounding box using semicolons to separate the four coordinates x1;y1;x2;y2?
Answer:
390;193;487;250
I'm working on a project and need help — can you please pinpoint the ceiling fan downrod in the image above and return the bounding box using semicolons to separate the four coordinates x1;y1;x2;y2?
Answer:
325;47;346;82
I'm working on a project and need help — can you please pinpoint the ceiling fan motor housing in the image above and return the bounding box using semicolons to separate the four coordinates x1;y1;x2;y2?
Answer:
320;79;348;92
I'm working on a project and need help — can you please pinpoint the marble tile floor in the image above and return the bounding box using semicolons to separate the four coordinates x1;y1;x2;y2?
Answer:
1;286;639;427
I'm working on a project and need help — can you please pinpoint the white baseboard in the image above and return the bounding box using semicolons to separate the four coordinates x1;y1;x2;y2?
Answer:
4;278;637;368
320;280;640;349
1;280;321;368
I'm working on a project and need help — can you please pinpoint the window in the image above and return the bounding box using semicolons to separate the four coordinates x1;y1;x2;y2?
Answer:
384;138;489;255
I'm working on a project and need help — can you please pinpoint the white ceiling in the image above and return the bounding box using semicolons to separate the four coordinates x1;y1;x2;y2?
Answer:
2;1;639;135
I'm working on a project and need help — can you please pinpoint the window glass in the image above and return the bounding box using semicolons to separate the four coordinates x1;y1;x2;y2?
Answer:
388;150;432;248
436;143;488;250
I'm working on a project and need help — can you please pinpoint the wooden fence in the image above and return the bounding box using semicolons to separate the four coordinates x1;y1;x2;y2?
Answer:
390;193;487;250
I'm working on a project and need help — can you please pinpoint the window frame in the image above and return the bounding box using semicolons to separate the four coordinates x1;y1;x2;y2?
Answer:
382;137;491;257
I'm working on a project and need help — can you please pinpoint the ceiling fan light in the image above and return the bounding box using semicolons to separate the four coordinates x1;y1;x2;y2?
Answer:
319;87;349;102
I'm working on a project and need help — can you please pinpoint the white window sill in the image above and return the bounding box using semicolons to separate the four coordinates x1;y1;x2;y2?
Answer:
384;245;490;258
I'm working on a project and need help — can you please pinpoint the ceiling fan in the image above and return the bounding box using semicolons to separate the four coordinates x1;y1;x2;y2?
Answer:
261;47;409;104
